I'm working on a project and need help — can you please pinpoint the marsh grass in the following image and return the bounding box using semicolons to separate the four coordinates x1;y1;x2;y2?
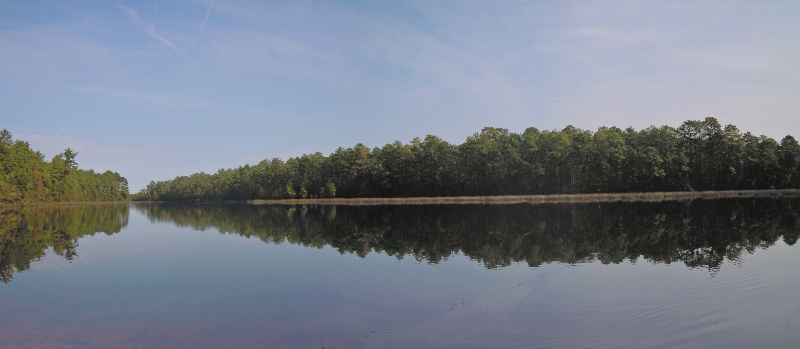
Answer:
249;189;800;206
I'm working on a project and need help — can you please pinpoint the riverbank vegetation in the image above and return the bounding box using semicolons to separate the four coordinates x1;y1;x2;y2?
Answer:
132;118;800;201
0;130;129;205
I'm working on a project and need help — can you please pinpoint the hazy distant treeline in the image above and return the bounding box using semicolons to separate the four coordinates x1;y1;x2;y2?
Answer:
133;118;800;201
0;130;129;204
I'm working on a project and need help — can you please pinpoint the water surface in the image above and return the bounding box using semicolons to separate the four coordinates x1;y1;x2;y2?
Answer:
1;199;799;348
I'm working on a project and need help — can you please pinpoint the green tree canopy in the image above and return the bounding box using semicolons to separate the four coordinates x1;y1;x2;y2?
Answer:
0;130;130;204
131;120;800;202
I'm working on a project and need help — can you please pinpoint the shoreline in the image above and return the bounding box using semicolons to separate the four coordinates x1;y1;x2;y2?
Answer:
248;189;800;206
13;189;796;208
0;201;130;209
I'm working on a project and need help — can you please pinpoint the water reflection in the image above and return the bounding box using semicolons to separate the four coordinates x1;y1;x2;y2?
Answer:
134;198;800;271
0;204;129;283
2;199;798;284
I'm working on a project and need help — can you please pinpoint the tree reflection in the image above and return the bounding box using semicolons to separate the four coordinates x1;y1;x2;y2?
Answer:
0;204;129;283
134;198;800;271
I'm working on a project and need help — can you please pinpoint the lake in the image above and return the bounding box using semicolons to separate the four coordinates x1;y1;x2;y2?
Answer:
1;199;799;348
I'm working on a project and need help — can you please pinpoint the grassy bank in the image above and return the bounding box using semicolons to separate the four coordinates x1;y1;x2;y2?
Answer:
249;189;800;206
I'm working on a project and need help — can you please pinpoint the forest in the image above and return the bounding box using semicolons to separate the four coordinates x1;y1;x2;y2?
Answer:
0;130;129;205
133;117;800;201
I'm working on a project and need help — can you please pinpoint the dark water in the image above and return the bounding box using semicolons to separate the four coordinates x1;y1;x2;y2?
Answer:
1;199;799;348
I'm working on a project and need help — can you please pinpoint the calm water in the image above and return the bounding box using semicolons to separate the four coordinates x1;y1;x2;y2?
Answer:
1;199;800;348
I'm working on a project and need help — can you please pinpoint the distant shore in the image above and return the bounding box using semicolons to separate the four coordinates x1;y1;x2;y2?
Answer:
0;201;130;209
10;189;793;208
248;189;800;206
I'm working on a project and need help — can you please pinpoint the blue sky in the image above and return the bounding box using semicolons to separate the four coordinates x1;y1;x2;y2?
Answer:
2;1;799;192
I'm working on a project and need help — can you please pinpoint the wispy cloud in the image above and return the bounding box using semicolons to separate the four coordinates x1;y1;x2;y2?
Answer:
150;0;160;49
353;12;534;126
569;26;654;43
18;134;91;157
65;85;214;110
201;26;351;88
119;5;186;59
18;133;192;190
191;0;215;46
3;0;799;182
19;133;184;160
0;27;117;85
669;48;787;74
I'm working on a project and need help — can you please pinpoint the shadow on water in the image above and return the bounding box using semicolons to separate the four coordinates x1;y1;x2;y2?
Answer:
0;204;129;283
134;198;800;271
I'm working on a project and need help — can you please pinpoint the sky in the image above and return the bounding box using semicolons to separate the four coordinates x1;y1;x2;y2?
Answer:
2;0;799;192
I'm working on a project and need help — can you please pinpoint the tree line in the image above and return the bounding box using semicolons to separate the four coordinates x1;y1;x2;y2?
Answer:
0;130;130;204
133;118;800;201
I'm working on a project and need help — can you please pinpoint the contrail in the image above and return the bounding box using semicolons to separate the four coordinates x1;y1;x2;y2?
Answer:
120;5;188;60
147;26;180;53
191;0;215;46
149;0;159;50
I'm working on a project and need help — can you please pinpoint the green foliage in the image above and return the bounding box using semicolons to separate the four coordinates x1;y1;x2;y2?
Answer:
324;181;336;198
286;183;297;198
0;130;130;204
131;120;800;202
